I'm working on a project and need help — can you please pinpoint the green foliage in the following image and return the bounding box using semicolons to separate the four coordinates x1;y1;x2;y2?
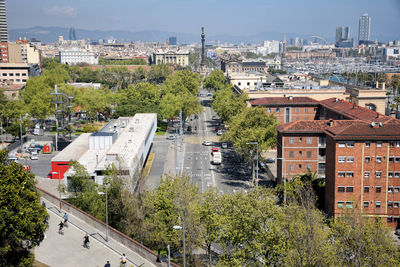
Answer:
98;58;148;65
5;123;26;139
211;85;248;122
244;51;260;59
268;68;287;74
222;107;277;160
114;82;161;118
217;188;287;266
331;209;400;267
159;70;202;120
144;174;202;256
148;64;173;84
203;70;227;91
0;150;48;266
41;57;60;69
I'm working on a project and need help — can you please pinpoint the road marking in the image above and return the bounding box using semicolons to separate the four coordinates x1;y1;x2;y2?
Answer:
142;153;155;177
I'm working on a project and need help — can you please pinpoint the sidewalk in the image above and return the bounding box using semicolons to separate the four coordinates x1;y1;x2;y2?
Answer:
36;199;157;267
163;137;185;176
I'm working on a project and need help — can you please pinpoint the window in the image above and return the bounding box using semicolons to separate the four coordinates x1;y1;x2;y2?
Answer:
9;73;13;76
347;156;354;163
376;187;382;193
377;141;382;147
289;164;294;171
390;141;395;147
388;187;393;193
16;73;20;76
376;156;382;163
376;201;381;208
247;82;250;86
396;172;400;178
338;172;345;177
346;202;353;209
238;82;241;86
307;137;312;144
389;157;394;163
395;187;400;193
298;164;302;169
395;202;400;208
347;141;355;147
299;137;303;142
299;151;302;155
364;186;369;193
289;138;294;144
389;172;394;178
365;141;370;147
365;157;371;163
296;108;300;113
338;186;345;192
276;108;280;112
305;108;309;113
396;157;400;163
22;73;26;76
397;141;400;147
337;202;344;208
289;151;294;158
306;164;312;170
346;187;354;192
363;201;369;208
338;156;346;163
388;201;393;208
338;141;346;148
314;108;318;112
376;171;382;178
364;171;370;178
268;108;272;113
2;73;6;76
346;172;354;177
388;217;393;223
307;151;312;158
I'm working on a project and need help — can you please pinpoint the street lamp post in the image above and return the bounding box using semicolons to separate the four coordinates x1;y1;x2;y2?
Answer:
105;187;109;242
246;142;259;186
167;244;171;267
173;221;186;267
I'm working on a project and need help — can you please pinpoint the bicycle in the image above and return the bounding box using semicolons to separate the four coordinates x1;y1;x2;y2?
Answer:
83;240;90;249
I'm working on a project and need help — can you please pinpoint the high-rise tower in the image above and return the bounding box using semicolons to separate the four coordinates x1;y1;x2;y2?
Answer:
69;27;77;40
358;13;370;44
0;0;8;42
201;27;205;67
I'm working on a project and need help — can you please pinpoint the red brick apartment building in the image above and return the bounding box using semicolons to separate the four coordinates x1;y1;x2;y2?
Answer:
254;96;400;227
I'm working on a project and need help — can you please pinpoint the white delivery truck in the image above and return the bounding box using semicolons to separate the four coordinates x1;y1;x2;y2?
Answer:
212;152;222;165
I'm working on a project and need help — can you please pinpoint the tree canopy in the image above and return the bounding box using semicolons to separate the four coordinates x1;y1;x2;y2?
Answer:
0;150;48;266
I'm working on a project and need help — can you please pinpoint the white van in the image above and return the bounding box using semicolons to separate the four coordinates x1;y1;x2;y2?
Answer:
30;151;38;160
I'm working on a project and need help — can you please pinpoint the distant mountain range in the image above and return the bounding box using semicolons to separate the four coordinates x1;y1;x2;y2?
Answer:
9;26;329;44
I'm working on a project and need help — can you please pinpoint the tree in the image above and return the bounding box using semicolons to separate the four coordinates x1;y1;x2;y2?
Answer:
148;64;173;84
0;150;48;266
114;82;161;118
161;69;201;96
216;188;287;266
211;85;248;122
331;208;400;267
203;70;227;91
143;174;203;263
222;107;277;160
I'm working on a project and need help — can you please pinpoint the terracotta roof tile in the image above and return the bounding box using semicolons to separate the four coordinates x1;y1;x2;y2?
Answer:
250;96;319;106
319;98;399;124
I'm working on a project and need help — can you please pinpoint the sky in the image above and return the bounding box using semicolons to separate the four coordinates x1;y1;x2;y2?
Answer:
7;0;400;40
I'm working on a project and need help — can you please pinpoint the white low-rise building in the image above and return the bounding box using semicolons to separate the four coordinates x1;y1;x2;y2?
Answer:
59;48;98;65
51;114;157;189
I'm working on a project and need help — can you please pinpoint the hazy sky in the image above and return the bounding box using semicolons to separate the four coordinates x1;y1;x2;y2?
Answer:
7;0;400;40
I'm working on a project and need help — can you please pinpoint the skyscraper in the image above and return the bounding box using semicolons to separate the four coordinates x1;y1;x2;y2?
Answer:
336;26;349;43
168;37;177;46
0;0;8;42
358;13;370;43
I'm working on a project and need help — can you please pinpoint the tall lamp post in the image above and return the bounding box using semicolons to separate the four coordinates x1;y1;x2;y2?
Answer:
173;221;186;267
276;157;286;205
246;142;259;186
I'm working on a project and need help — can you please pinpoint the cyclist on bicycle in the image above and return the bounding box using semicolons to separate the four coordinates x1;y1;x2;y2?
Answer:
121;253;127;266
58;221;64;233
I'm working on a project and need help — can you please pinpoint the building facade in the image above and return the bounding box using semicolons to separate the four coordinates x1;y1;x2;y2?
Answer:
59;48;98;65
0;63;30;84
273;96;400;227
0;0;7;43
152;51;189;67
359;13;371;44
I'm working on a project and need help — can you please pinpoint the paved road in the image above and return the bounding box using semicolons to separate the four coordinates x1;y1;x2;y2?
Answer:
35;200;156;267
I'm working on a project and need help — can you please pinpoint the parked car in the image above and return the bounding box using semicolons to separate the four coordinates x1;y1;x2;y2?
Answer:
217;130;223;136
202;141;212;146
30;151;38;160
166;135;176;140
207;93;213;97
211;147;219;155
265;158;275;163
221;142;228;149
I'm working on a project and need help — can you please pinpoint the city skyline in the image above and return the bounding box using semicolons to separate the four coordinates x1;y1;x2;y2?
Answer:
6;0;400;42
